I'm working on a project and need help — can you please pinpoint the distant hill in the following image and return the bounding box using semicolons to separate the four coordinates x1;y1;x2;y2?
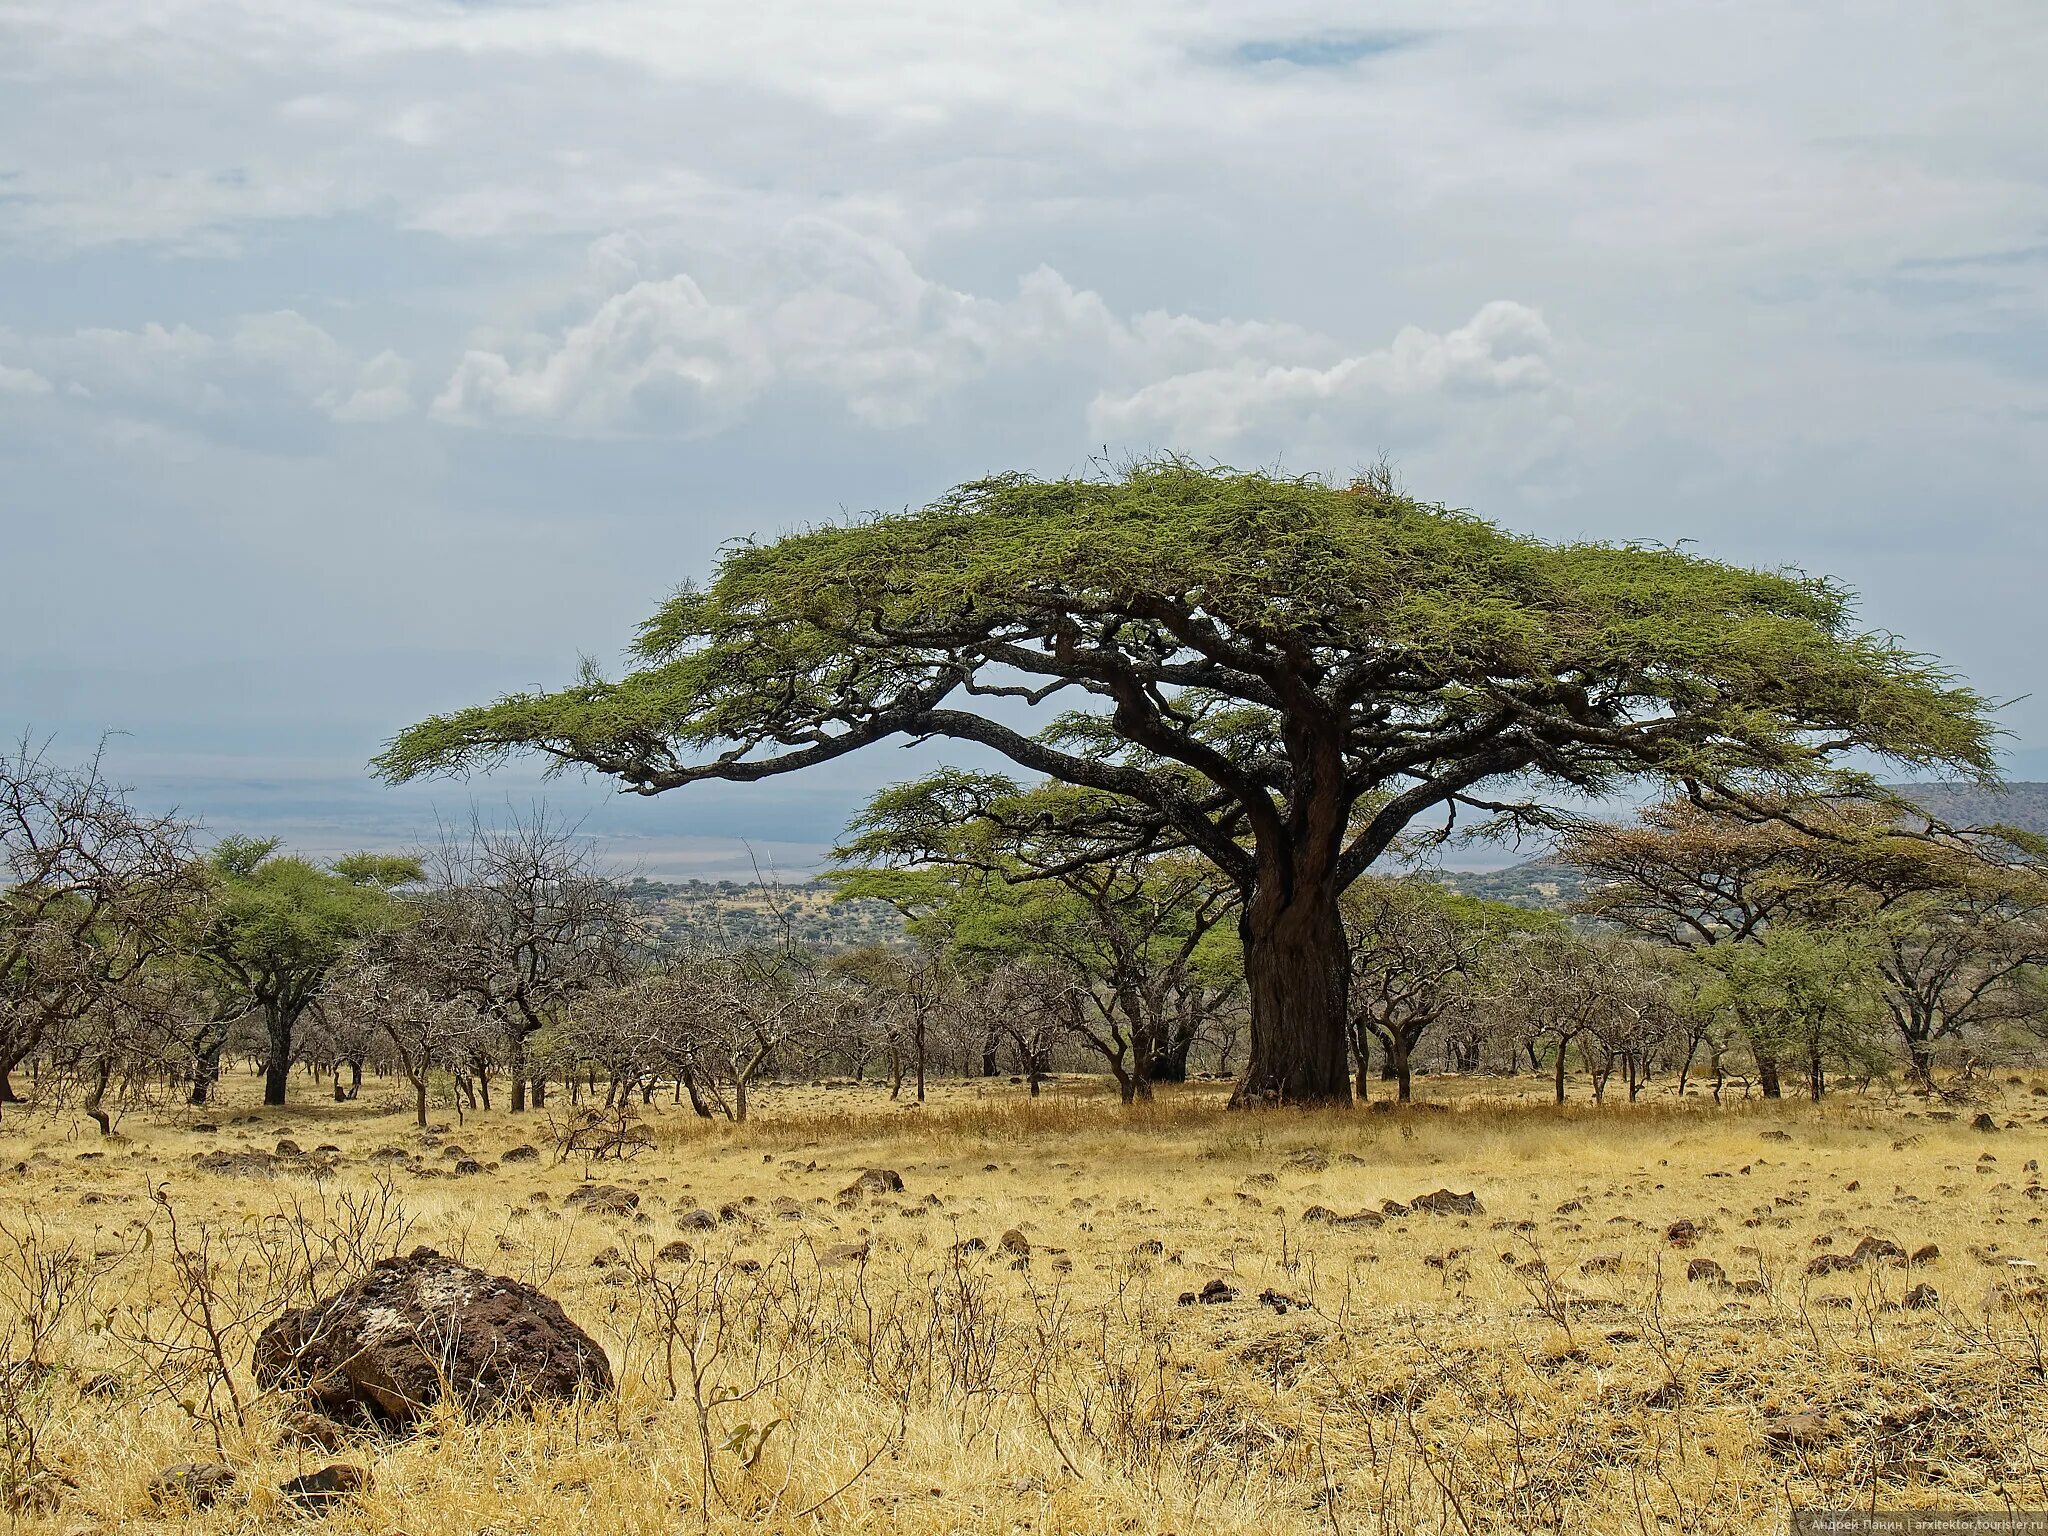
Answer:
1889;781;2048;838
1435;783;2048;913
621;878;904;952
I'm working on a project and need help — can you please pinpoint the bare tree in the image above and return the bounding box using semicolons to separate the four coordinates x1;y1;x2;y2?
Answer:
0;736;203;1126
403;809;636;1112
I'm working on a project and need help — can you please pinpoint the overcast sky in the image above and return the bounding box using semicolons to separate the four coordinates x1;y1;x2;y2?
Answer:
3;2;2045;876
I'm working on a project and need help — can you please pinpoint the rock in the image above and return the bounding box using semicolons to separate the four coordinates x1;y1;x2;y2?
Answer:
1284;1148;1329;1172
1850;1236;1906;1266
1806;1252;1859;1275
1686;1258;1728;1286
1910;1243;1941;1264
1760;1130;1792;1143
1973;1113;1999;1132
453;1159;483;1176
999;1228;1030;1258
1665;1219;1702;1247
1905;1283;1940;1310
1129;1238;1165;1258
367;1146;410;1163
278;1464;368;1511
656;1240;693;1263
276;1139;304;1156
564;1184;639;1216
440;1144;467;1160
676;1207;717;1231
1380;1200;1410;1217
252;1247;613;1432
149;1463;236;1509
502;1144;540;1164
1198;1278;1237;1304
1407;1189;1484;1216
1581;1253;1624;1275
840;1168;905;1201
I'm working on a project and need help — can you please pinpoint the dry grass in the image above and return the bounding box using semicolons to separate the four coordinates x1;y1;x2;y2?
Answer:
3;1071;2047;1533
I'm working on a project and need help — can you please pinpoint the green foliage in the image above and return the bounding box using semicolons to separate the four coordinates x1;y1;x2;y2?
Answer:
376;461;1995;889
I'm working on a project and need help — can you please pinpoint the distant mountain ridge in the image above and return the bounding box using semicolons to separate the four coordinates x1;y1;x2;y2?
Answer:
1435;783;2048;912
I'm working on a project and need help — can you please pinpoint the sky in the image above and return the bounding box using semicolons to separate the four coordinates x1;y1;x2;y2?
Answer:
3;2;2046;878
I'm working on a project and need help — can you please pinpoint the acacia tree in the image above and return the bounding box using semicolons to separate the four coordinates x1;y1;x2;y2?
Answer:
185;840;417;1107
832;772;1243;1102
1341;877;1541;1102
377;462;1993;1105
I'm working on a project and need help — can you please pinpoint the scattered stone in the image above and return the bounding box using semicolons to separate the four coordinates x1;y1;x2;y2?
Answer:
1910;1243;1941;1264
564;1184;639;1217
1905;1283;1940;1310
676;1207;717;1231
1686;1258;1728;1286
1760;1131;1792;1143
502;1145;540;1164
839;1168;905;1202
149;1463;236;1509
1198;1278;1237;1304
1973;1113;1999;1133
275;1139;304;1156
252;1246;613;1432
999;1228;1030;1258
656;1240;693;1263
453;1159;483;1177
1850;1236;1906;1266
1408;1189;1484;1216
1665;1219;1702;1247
440;1144;468;1160
278;1463;368;1511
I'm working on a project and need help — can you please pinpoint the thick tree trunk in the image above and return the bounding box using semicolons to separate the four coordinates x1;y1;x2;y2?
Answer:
1390;1033;1413;1104
1230;875;1351;1107
1755;1054;1782;1100
1150;1027;1195;1084
262;1005;292;1107
510;1031;529;1113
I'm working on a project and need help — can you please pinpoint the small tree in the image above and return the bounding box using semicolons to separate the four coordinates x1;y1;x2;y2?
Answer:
402;811;635;1112
1341;876;1541;1102
0;737;203;1119
1691;926;1886;1101
185;840;416;1107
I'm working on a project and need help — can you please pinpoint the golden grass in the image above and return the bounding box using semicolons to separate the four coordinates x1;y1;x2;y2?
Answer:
3;1071;2046;1533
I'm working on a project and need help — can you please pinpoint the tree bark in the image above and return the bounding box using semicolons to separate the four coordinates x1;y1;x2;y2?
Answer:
1755;1054;1783;1100
1230;874;1352;1107
262;1004;293;1107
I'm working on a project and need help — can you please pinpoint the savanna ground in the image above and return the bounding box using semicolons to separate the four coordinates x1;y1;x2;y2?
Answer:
4;1072;2047;1534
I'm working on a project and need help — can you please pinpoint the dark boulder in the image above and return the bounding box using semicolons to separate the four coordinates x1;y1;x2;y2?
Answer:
252;1247;612;1433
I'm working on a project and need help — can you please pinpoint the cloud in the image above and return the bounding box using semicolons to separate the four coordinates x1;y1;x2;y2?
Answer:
19;312;414;427
0;361;52;396
432;223;1549;443
1089;301;1555;443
